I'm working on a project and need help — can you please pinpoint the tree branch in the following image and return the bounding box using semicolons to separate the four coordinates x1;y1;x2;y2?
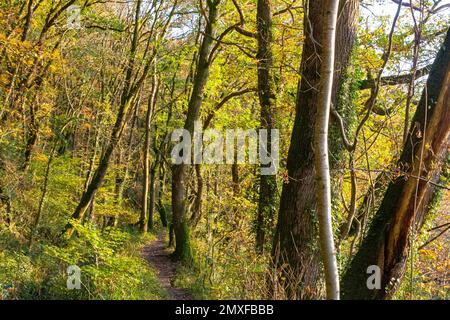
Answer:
273;0;302;17
358;64;432;90
391;0;422;12
203;87;256;129
231;0;257;38
418;225;450;250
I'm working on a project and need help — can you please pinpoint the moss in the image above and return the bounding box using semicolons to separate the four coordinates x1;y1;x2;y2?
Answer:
173;220;193;264
329;47;361;225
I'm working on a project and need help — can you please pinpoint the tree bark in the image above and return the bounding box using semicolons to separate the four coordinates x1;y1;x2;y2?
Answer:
341;29;450;300
147;163;157;230
21;0;34;41
313;0;340;300
190;164;203;227
255;0;277;254
231;162;239;195
22;103;38;171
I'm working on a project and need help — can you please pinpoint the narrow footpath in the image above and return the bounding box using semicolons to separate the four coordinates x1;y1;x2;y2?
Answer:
142;232;193;300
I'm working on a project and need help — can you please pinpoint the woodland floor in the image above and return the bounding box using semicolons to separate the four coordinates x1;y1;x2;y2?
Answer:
142;232;193;300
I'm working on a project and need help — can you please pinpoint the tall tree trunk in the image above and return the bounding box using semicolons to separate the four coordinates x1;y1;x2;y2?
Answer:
271;0;358;299
156;170;168;228
341;29;450;300
153;132;169;229
171;0;220;262
313;0;340;300
140;71;158;232
255;0;277;254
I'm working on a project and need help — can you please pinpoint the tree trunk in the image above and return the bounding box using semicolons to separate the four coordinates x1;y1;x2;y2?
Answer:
342;29;450;300
23;104;38;171
255;0;277;254
140;71;158;232
271;0;358;299
231;162;239;195
21;0;33;41
147;164;157;230
29;143;56;249
190;164;203;227
171;0;220;262
154;163;168;227
313;0;340;300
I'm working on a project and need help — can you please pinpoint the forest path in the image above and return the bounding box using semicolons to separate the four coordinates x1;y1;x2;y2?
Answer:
142;231;193;300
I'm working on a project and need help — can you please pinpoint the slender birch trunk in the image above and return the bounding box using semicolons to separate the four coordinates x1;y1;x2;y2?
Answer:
313;0;340;300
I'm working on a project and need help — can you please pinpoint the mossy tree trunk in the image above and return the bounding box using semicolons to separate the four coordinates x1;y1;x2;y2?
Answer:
171;0;220;262
255;0;277;254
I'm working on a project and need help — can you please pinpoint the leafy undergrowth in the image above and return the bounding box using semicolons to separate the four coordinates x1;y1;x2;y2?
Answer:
0;222;168;300
395;192;450;300
171;237;269;300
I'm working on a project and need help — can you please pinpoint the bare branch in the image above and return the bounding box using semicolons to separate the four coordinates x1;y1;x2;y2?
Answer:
231;0;257;38
418;225;450;250
391;0;422;12
273;0;302;17
203;87;256;129
358;64;432;89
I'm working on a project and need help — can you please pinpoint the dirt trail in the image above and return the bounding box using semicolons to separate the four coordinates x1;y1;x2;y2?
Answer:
142;232;193;300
